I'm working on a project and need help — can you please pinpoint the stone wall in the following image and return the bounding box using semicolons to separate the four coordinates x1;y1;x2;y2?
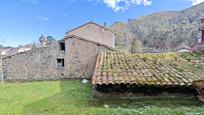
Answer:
0;48;2;68
2;36;113;82
0;48;3;81
93;85;197;99
2;42;64;81
65;37;113;79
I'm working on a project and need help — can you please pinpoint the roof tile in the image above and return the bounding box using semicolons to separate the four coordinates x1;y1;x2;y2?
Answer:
92;51;204;86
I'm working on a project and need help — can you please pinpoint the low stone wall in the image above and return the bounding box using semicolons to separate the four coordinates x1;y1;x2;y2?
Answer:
2;42;64;82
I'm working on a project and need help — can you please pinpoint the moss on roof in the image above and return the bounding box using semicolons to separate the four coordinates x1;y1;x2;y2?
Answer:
92;51;204;86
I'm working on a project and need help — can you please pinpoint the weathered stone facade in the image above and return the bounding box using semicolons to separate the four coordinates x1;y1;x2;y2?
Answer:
2;35;114;82
67;22;116;48
0;48;2;68
0;48;3;81
65;35;114;79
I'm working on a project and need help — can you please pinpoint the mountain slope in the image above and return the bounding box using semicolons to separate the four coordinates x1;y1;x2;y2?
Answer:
110;2;204;52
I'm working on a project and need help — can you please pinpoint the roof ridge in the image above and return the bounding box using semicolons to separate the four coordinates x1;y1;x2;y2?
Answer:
65;22;114;34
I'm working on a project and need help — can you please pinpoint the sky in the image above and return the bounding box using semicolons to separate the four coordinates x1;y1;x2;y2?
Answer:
0;0;203;47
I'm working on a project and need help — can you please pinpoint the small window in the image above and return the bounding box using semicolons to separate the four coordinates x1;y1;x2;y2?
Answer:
57;59;64;67
59;42;65;51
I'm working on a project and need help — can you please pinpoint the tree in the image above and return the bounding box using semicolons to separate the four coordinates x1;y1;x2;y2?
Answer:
131;39;143;53
47;36;56;44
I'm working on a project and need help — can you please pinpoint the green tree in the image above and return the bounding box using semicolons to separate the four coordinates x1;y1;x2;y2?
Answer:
131;39;143;53
47;36;56;44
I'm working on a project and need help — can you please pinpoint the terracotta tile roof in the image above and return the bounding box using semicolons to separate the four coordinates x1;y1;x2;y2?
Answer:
92;51;203;86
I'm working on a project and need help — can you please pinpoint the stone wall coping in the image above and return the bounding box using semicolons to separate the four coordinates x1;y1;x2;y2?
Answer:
2;45;50;59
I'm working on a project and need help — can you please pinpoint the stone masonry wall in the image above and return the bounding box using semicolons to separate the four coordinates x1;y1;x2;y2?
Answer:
0;48;2;80
68;23;115;48
65;37;113;79
2;42;66;81
2;37;113;82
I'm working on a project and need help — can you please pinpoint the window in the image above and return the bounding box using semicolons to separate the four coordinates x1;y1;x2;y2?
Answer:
59;42;65;51
57;59;64;67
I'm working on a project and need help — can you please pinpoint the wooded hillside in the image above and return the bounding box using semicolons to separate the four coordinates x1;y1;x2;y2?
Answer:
110;3;204;53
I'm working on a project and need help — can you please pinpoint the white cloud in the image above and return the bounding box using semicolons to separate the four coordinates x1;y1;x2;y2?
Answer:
37;16;48;21
100;0;152;12
21;0;39;4
192;0;204;5
188;0;204;5
143;0;152;6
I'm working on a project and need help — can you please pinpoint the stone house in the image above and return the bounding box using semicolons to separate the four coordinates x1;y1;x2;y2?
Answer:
2;22;115;82
67;22;116;48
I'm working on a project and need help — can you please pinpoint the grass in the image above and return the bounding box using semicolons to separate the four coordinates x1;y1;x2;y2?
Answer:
0;80;204;115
